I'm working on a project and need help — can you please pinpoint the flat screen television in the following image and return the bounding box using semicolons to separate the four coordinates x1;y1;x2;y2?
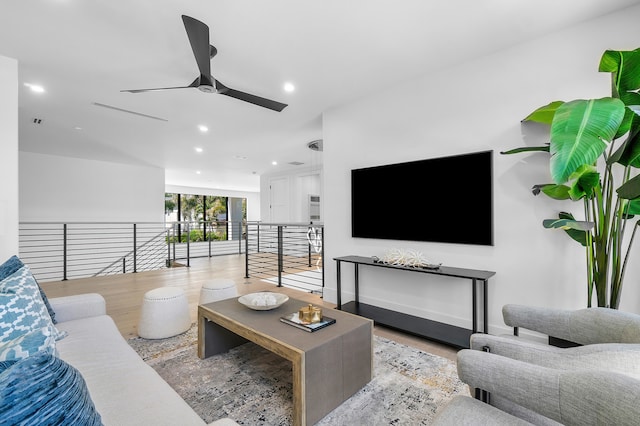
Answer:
351;150;493;245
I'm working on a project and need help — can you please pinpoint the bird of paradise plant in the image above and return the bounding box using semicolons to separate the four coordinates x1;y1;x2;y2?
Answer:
502;47;640;309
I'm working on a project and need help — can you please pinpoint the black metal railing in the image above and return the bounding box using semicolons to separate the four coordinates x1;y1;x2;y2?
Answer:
245;222;324;295
166;221;245;266
18;220;324;291
18;220;247;282
19;222;171;282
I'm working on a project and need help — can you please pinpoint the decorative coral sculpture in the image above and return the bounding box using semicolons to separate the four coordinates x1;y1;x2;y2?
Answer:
380;248;431;268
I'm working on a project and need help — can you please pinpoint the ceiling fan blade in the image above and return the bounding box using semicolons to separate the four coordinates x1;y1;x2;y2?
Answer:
182;15;211;81
216;80;288;112
120;85;196;93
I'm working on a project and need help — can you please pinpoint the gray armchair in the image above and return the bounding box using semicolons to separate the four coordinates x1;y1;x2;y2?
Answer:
431;349;640;426
499;304;640;345
445;304;640;424
469;304;640;376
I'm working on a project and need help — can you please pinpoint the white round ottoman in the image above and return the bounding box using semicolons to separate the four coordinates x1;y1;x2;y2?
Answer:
138;287;191;339
199;278;238;304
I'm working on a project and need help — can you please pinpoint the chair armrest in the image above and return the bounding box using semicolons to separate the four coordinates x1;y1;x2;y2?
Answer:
470;333;640;377
457;349;640;425
502;304;640;344
208;419;240;426
49;293;107;322
431;395;532;426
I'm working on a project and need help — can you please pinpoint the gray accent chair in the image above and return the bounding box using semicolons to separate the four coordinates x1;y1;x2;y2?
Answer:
432;304;640;425
499;304;640;345
431;349;640;426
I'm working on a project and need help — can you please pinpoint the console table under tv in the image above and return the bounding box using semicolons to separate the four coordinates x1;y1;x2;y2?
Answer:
334;255;496;349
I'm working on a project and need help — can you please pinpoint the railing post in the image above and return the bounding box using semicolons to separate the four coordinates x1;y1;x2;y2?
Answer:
257;222;260;253
122;257;126;274
133;223;137;273
166;228;171;267
186;222;190;267
321;227;325;288
244;222;249;278
63;223;68;281
208;221;212;258
277;225;283;287
172;224;176;263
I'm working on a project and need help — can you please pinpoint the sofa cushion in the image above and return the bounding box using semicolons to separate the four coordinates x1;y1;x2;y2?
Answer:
56;315;209;425
0;350;102;425
0;255;56;324
0;265;65;361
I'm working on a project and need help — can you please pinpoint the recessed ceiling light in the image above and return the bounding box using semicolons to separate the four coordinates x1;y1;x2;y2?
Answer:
196;170;201;175
272;161;278;166
283;82;295;93
24;83;45;93
74;126;82;130
195;147;203;153
198;125;208;133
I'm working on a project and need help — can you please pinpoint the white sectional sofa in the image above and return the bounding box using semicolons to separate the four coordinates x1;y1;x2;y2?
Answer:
51;293;238;426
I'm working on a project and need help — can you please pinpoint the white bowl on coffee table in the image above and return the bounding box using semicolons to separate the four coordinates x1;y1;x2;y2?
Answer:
238;292;289;310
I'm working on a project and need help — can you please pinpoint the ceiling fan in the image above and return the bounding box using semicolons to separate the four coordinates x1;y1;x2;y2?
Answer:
121;15;287;112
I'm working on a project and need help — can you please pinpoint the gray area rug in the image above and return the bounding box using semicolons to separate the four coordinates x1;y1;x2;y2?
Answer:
128;325;469;425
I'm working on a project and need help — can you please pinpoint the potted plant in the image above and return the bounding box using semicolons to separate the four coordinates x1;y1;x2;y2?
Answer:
502;47;640;309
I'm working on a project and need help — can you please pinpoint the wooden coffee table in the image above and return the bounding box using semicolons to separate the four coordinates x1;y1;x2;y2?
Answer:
198;296;373;426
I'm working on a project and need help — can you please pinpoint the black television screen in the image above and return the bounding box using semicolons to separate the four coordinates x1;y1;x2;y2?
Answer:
351;150;493;245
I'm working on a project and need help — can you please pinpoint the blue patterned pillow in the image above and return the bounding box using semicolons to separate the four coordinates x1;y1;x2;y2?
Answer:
0;265;66;349
0;326;56;362
0;255;57;324
0;350;103;425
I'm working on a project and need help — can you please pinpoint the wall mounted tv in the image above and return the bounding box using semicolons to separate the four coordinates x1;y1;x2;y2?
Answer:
351;150;493;246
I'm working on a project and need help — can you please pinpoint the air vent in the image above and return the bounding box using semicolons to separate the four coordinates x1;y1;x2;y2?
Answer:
288;161;304;166
92;102;168;122
32;118;43;124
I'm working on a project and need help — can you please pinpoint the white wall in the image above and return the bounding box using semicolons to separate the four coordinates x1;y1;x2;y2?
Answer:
322;6;640;335
165;184;260;222
20;152;165;222
260;165;323;223
0;54;18;262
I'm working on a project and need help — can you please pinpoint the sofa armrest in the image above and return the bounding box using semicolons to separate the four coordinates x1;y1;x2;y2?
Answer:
49;293;107;322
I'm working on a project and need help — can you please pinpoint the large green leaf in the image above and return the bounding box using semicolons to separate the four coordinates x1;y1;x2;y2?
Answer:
567;165;600;200
611;118;640;167
500;145;550;155
599;48;640;99
624;199;640;215
557;211;590;246
599;49;640;138
542;217;593;231
617;173;640;200
549;98;625;184
532;184;570;200
522;101;565;124
543;213;592;247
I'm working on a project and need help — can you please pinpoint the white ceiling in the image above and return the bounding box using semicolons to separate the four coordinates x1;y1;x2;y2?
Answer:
2;0;639;192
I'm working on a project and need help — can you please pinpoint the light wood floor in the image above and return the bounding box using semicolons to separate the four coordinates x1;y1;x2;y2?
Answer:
39;254;458;362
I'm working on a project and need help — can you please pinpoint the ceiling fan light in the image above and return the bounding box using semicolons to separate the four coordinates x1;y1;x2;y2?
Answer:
198;84;215;93
24;82;45;93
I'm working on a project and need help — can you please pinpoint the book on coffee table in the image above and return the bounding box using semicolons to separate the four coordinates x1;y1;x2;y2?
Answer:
280;312;336;332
